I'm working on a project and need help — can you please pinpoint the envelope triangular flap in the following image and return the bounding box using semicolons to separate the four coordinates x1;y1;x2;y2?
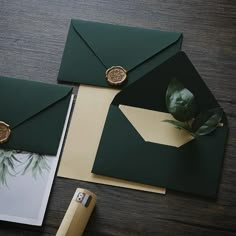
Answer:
0;77;71;128
71;19;182;71
112;52;220;113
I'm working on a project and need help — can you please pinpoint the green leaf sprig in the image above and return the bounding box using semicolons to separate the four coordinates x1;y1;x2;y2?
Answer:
163;78;223;137
0;150;50;187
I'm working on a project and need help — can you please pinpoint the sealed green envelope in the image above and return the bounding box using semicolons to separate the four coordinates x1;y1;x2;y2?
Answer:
58;19;182;87
92;52;229;198
0;76;72;155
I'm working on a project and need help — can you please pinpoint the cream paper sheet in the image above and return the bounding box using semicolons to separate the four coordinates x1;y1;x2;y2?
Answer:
119;105;193;147
57;85;166;194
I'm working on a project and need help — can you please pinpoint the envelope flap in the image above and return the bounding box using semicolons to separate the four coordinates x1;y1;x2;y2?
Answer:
71;19;182;71
0;77;72;128
112;52;223;117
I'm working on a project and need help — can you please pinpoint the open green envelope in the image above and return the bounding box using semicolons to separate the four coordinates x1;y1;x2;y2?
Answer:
92;52;229;198
58;19;182;87
0;76;72;155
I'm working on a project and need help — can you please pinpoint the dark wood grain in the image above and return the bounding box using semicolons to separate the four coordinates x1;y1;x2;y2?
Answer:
0;0;235;235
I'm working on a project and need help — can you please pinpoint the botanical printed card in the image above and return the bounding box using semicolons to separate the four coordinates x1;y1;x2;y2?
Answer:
0;95;73;226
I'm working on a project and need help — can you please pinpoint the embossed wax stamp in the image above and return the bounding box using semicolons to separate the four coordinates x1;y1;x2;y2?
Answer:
0;121;11;144
106;66;127;86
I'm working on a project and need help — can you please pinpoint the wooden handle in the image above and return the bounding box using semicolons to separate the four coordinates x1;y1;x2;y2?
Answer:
56;188;96;236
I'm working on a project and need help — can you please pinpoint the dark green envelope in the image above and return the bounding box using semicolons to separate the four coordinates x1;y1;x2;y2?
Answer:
92;52;229;198
57;19;182;87
0;76;72;155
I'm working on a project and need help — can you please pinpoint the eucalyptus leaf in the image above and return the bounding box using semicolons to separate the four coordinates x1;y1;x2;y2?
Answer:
10;155;22;163
6;157;14;171
192;108;223;136
22;154;34;175
166;78;197;122
0;163;8;186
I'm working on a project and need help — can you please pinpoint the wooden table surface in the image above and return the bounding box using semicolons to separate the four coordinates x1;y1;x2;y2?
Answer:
0;0;235;235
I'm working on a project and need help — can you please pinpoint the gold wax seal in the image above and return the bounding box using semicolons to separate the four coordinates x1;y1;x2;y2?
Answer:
106;66;127;86
0;121;11;144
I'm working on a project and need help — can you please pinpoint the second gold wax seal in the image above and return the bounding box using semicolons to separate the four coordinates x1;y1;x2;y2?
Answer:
0;121;11;144
106;66;127;86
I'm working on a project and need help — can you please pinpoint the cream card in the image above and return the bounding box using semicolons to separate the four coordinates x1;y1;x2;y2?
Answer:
57;85;165;194
119;105;194;147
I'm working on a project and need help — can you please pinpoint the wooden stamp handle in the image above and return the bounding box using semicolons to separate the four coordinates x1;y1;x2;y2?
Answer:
56;188;97;236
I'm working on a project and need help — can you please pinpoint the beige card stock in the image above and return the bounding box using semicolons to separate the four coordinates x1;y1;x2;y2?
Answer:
119;105;194;147
57;85;166;194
